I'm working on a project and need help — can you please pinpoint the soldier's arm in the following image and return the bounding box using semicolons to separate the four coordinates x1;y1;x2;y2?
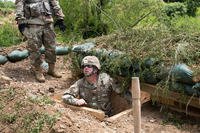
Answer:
49;0;65;19
15;0;26;24
62;81;80;105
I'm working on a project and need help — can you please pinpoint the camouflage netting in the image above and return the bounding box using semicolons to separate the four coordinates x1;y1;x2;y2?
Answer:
1;37;199;97
68;28;200;97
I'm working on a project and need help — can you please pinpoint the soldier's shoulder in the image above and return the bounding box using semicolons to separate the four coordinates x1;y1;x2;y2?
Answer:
99;73;111;84
99;72;111;78
76;78;84;84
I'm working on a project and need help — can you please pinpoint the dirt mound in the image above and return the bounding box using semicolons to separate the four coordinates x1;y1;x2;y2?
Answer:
0;44;200;133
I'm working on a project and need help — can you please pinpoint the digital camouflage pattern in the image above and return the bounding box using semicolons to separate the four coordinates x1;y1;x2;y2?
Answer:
81;56;101;70
23;24;56;68
15;0;64;25
63;73;122;116
15;0;65;69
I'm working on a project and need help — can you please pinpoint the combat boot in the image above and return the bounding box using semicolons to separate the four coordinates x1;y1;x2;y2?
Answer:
32;67;45;83
47;63;62;78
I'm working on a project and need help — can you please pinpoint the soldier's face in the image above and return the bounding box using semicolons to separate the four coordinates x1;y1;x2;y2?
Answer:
83;65;94;76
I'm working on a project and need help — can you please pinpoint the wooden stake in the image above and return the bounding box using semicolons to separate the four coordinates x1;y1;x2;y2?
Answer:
132;77;141;133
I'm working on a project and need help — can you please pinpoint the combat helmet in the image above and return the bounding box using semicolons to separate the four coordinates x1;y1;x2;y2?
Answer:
81;56;101;70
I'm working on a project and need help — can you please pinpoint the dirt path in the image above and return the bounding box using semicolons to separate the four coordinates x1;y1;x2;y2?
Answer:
0;47;200;133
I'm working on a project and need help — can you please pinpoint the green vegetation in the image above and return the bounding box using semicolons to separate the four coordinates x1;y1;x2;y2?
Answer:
0;0;14;9
0;0;199;85
22;112;57;133
0;113;17;124
63;1;200;93
0;88;58;132
28;95;55;105
0;23;22;47
0;1;21;47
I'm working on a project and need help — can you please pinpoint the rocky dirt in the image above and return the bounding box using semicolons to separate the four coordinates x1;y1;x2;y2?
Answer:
0;45;200;133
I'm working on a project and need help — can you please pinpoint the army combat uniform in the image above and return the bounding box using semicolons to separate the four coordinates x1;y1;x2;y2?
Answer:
63;73;121;116
15;0;64;81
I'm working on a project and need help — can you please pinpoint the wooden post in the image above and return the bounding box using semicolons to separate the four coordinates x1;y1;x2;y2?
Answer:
132;77;141;133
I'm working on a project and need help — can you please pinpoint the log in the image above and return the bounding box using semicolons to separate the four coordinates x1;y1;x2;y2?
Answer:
141;90;151;104
52;97;105;121
141;83;200;109
65;104;105;121
141;83;200;117
105;109;132;122
132;77;141;133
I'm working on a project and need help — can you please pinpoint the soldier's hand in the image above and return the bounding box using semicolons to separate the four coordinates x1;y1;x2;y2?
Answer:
18;23;27;35
75;99;87;106
54;19;66;32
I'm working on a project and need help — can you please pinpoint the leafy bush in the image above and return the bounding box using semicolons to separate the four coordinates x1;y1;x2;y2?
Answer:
0;23;21;47
0;1;14;9
58;0;164;41
59;0;109;39
185;0;200;16
163;0;200;16
162;2;187;17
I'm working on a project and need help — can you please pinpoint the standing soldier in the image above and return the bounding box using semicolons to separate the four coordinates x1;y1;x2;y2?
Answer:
62;56;122;116
15;0;66;82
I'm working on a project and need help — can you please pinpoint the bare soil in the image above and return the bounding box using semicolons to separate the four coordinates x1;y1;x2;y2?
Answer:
0;44;200;133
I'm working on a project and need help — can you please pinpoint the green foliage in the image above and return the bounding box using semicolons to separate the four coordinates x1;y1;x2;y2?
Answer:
185;0;200;16
0;1;14;9
0;23;21;47
28;95;55;105
58;0;164;41
0;102;5;110
59;0;109;39
22;112;57;133
0;86;58;132
163;0;200;16
0;113;17;124
162;2;187;17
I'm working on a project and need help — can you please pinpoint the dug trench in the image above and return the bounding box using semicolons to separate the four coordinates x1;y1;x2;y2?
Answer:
1;47;200;132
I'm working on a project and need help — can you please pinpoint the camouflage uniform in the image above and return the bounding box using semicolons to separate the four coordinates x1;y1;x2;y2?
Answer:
15;0;64;75
63;73;121;116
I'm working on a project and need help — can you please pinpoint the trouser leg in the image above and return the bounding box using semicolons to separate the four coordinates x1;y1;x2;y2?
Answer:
43;24;62;78
24;26;45;82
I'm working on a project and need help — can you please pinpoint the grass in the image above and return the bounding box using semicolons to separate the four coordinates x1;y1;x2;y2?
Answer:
0;23;22;47
22;112;58;133
0;113;17;124
0;1;14;9
28;95;55;105
0;87;59;132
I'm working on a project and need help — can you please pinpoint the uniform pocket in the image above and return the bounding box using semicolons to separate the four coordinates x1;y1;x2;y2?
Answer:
29;3;41;17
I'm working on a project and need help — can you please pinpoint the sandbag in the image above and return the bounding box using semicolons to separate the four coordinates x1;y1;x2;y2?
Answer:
39;46;70;55
72;42;95;53
142;69;160;84
39;46;45;54
170;64;194;85
7;50;29;63
142;58;160;69
92;48;110;58
0;55;8;65
168;82;198;96
141;58;169;84
55;46;70;55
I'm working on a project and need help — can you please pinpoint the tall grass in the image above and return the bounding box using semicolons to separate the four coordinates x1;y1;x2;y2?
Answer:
0;1;14;9
0;23;21;47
